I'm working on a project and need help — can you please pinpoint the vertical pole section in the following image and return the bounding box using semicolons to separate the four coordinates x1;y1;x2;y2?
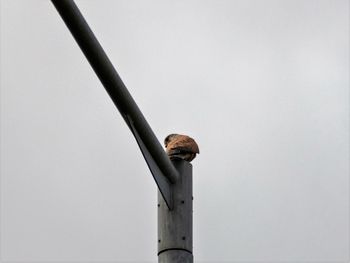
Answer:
158;160;193;263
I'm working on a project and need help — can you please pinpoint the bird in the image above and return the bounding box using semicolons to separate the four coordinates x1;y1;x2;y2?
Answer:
164;134;199;162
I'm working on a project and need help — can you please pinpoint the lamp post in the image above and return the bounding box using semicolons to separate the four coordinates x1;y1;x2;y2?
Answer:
50;1;194;262
158;160;193;262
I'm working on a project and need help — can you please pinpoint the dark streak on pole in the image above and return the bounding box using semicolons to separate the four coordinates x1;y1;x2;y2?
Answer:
50;0;178;184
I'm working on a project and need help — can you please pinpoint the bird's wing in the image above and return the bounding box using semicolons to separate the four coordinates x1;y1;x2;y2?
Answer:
167;135;199;154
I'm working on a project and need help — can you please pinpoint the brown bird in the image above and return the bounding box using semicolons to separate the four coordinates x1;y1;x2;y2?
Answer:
164;134;199;162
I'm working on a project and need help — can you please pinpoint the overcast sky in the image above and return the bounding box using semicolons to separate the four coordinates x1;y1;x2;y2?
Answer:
1;0;349;262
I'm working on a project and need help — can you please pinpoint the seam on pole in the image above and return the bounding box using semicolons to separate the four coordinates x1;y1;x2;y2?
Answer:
157;248;193;256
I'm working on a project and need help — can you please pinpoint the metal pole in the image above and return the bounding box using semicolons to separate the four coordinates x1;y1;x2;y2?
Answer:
50;2;195;262
158;160;193;263
50;0;179;186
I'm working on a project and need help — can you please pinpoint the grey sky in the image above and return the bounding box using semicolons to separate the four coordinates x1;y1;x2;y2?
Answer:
1;0;349;262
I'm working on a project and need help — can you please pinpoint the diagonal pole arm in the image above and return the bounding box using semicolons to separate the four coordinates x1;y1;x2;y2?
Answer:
50;0;178;209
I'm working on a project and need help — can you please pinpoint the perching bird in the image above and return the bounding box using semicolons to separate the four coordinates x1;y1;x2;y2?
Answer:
164;134;199;162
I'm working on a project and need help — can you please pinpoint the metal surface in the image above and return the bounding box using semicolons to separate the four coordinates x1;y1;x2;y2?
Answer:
128;118;172;209
158;160;193;262
50;0;178;209
158;250;193;263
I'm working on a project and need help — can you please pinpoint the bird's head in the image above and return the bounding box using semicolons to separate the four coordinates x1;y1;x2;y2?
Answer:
164;134;178;148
